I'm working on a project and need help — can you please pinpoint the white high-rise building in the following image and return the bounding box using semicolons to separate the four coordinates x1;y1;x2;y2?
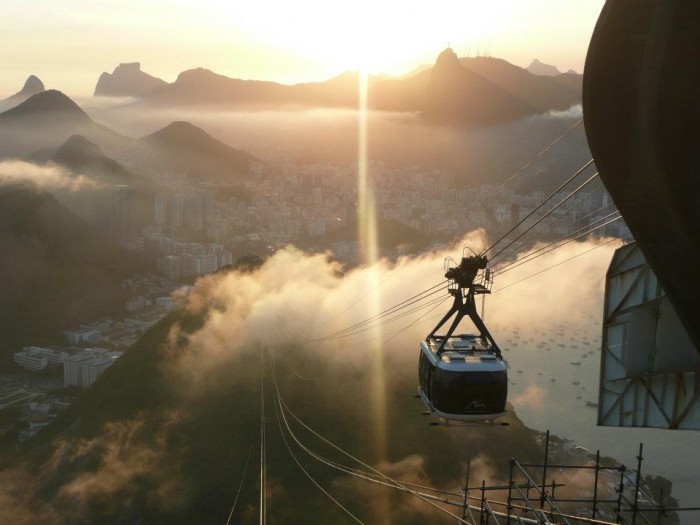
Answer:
63;349;122;389
111;185;136;245
185;194;204;231
204;192;215;222
196;254;218;275
155;193;167;225
157;255;180;280
171;195;184;227
179;254;195;277
82;356;118;388
64;353;97;387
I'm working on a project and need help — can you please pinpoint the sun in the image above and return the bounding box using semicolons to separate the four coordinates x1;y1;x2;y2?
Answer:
208;0;508;77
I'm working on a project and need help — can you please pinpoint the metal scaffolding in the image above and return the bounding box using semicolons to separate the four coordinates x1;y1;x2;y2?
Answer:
457;430;699;525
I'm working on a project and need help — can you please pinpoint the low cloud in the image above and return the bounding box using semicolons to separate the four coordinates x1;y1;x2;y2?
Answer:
0;412;184;524
512;384;546;409
162;231;487;392
164;231;620;395
332;454;441;523
0;160;98;191
544;104;583;120
54;414;183;514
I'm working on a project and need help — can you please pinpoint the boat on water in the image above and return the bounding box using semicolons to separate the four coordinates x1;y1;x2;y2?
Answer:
570;360;582;365
585;400;598;407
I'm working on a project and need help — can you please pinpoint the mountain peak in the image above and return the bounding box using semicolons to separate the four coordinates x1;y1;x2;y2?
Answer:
424;48;536;124
0;90;91;122
94;62;166;97
430;47;466;83
174;67;224;85
436;47;460;66
0;75;45;112
526;59;561;76
53;134;132;181
145;120;214;144
142;120;257;182
19;75;45;96
56;134;104;159
115;62;142;73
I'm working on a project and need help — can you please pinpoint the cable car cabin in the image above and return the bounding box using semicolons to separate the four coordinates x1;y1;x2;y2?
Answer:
418;334;508;421
417;252;507;422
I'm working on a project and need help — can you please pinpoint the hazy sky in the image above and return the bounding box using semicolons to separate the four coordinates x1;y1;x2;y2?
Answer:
1;1;604;97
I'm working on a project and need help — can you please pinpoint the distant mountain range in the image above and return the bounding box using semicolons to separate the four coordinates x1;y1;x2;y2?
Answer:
0;90;258;185
462;56;581;112
94;62;167;97
4;53;580;130
0;90;260;263
105;50;582;125
0;90;124;158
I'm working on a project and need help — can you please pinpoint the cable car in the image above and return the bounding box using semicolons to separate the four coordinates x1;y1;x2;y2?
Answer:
418;251;508;421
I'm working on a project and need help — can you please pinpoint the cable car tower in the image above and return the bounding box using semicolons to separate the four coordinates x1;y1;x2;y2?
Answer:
418;250;508;422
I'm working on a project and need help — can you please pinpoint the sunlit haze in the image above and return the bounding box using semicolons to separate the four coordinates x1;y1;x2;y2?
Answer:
1;0;603;96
